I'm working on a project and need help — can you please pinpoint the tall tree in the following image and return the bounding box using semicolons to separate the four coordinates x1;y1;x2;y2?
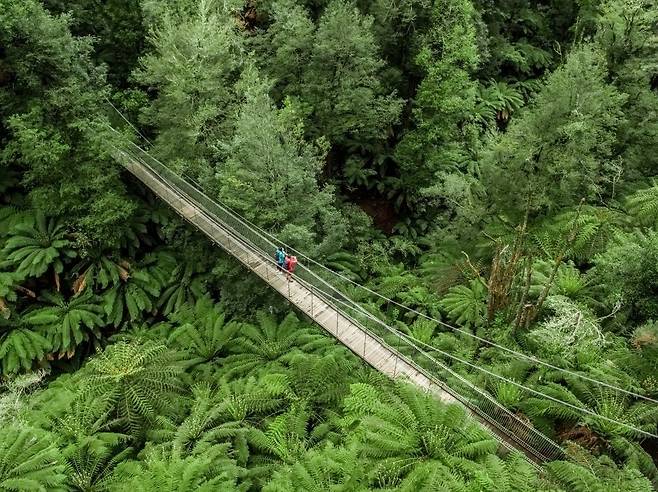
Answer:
481;45;626;221
134;0;244;175
0;0;137;246
394;0;480;214
217;65;349;254
595;0;658;178
299;0;403;147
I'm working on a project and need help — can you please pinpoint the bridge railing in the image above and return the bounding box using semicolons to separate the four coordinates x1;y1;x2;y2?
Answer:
113;136;565;464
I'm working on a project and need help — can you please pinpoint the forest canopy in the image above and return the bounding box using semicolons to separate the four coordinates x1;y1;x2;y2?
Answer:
1;0;657;490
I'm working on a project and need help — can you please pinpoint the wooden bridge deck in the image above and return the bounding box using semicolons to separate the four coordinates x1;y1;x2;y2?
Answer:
120;155;457;405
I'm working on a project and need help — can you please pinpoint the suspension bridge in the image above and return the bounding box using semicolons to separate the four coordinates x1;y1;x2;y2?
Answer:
110;133;565;465
108;121;658;467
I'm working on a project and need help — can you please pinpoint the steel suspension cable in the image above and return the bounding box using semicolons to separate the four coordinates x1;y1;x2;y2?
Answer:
105;103;658;406
117;138;657;459
309;283;658;440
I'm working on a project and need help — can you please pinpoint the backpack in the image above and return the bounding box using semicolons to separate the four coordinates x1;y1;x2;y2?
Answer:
288;256;298;272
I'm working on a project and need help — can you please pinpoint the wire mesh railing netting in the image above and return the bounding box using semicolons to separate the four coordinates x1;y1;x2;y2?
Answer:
114;138;565;464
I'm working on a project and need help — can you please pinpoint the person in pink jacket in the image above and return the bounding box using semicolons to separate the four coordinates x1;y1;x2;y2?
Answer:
285;255;298;281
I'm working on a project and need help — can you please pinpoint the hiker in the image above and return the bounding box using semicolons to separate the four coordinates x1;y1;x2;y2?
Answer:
275;247;286;272
286;255;298;281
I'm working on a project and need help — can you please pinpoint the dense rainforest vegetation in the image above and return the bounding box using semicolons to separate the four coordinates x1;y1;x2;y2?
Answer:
1;0;658;489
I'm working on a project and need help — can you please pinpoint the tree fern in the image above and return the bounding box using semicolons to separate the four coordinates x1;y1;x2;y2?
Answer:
263;443;367;492
438;279;487;328
610;437;658;487
102;268;161;327
71;252;128;294
0;271;29;318
324;251;367;282
626;180;658;227
531;206;620;263
81;341;187;434
0;426;67;491
167;297;236;361
24;291;105;357
1;212;75;280
524;378;658;441
476;80;524;126
247;402;317;466
222;312;336;379
286;353;357;412
158;261;209;316
343;382;498;487
0;206;32;237
546;455;652;492
105;443;243;492
65;442;133;492
53;393;129;455
0;317;51;374
149;377;290;461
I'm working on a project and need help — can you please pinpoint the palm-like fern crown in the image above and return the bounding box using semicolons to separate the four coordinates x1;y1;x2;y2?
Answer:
65;442;134;492
0;426;67;491
546;447;653;492
149;377;290;458
262;443;368;492
525;375;658;441
159;260;209;316
105;442;243;492
167;297;237;361
71;251;128;293
248;402;316;466
1;212;75;279
222;312;336;378
626;180;658;227
0;315;51;375
24;291;105;356
102;254;170;327
438;279;487;328
82;341;187;433
344;383;498;487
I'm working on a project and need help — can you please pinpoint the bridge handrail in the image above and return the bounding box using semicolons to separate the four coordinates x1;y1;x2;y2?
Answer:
113;136;566;463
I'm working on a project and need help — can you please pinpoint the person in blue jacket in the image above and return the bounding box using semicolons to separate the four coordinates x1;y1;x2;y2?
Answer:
275;247;286;272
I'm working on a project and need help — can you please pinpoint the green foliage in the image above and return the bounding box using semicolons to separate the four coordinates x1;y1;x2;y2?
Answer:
222;312;336;378
0;318;51;375
626;180;658;227
546;452;653;492
439;279;487;328
482;45;626;219
102;253;172;327
81;341;187;433
344;382;499;487
65;442;133;492
525;378;658;441
167;297;237;361
526;295;605;365
158;261;209;316
300;0;403;146
107;443;243;491
263;444;365;492
0;0;136;246
1;213;75;280
595;0;658;176
134;0;244;169
216;64;348;255
594;230;658;320
4;0;658;488
0;426;67;491
395;0;479;211
24;291;105;356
